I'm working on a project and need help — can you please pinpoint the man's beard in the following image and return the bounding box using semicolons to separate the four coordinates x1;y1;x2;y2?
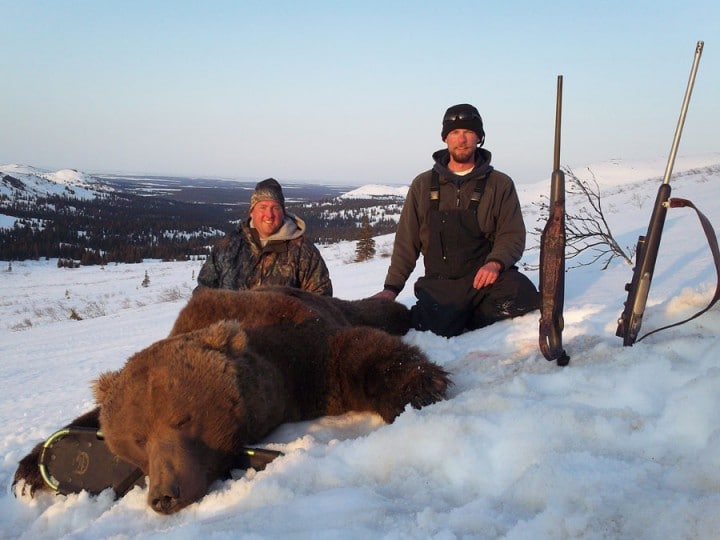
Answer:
450;146;476;164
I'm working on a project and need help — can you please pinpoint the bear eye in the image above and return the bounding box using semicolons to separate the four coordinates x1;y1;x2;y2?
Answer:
134;435;147;447
173;415;192;429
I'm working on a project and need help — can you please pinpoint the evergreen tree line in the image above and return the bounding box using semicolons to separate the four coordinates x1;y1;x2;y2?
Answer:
2;188;404;265
1;191;240;263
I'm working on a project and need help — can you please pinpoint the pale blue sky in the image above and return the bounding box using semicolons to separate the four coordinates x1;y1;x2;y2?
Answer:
2;1;718;185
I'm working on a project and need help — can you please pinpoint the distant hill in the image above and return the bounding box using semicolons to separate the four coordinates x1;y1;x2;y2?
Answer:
94;173;357;204
0;165;406;264
341;184;408;199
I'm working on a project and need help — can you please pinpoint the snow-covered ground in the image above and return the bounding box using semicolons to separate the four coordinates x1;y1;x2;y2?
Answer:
1;155;720;539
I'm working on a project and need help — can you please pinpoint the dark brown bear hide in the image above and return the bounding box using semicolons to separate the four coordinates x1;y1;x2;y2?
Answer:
15;287;450;515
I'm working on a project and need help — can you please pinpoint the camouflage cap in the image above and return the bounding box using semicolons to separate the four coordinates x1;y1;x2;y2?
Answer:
250;178;285;211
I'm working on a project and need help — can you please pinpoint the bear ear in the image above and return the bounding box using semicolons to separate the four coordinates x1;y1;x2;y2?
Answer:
93;370;120;406
199;320;249;355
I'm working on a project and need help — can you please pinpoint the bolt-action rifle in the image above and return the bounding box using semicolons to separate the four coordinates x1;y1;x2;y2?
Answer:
616;41;719;346
539;75;570;366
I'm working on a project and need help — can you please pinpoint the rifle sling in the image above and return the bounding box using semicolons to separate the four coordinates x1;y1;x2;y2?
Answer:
637;197;720;342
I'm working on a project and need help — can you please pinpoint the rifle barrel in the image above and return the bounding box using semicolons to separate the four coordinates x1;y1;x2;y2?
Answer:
662;40;704;186
553;75;563;174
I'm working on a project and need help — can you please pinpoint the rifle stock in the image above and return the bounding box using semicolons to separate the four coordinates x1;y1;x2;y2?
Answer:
616;184;671;345
616;41;704;345
539;75;570;365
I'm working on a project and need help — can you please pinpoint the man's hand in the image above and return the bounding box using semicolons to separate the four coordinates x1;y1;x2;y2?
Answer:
371;289;398;301
473;261;502;289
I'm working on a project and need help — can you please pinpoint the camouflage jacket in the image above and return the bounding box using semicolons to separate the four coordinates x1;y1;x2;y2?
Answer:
195;213;333;296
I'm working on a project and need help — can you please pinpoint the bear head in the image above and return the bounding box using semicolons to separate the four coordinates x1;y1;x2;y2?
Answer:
93;320;286;514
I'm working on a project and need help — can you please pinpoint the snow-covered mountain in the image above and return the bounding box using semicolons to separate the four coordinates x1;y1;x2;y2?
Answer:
340;183;408;199
0;164;115;200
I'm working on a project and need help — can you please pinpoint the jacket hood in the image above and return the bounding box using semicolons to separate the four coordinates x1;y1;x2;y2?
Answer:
431;147;494;186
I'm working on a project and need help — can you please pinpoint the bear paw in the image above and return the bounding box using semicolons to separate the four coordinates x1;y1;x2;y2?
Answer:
13;446;48;498
374;362;451;423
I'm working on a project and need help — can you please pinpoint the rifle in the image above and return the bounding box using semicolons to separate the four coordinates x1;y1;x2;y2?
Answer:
538;75;570;366
616;40;705;346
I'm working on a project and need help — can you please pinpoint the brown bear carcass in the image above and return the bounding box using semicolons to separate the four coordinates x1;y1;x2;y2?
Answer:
14;287;451;514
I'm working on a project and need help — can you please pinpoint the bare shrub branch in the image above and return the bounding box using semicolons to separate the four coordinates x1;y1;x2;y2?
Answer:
527;167;634;271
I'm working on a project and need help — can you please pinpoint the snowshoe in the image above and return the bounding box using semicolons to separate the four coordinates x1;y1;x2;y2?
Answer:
39;427;144;497
39;426;283;498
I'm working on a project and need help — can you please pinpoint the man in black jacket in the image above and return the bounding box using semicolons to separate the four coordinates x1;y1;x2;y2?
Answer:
372;104;538;336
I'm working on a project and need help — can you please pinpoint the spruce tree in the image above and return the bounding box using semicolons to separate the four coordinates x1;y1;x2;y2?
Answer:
354;216;376;262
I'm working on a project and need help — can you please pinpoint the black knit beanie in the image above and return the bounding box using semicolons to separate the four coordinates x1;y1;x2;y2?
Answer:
441;104;485;144
250;178;285;211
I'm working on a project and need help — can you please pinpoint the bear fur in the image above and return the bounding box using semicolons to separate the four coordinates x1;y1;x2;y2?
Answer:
14;287;450;514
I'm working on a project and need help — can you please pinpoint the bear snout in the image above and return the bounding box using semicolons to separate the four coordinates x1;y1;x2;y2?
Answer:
146;438;210;514
150;486;181;515
148;465;208;514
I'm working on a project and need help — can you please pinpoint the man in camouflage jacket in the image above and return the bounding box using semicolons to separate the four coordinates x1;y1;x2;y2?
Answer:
195;178;332;296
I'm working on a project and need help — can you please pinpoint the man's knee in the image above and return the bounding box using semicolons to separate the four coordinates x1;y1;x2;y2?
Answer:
472;269;539;327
